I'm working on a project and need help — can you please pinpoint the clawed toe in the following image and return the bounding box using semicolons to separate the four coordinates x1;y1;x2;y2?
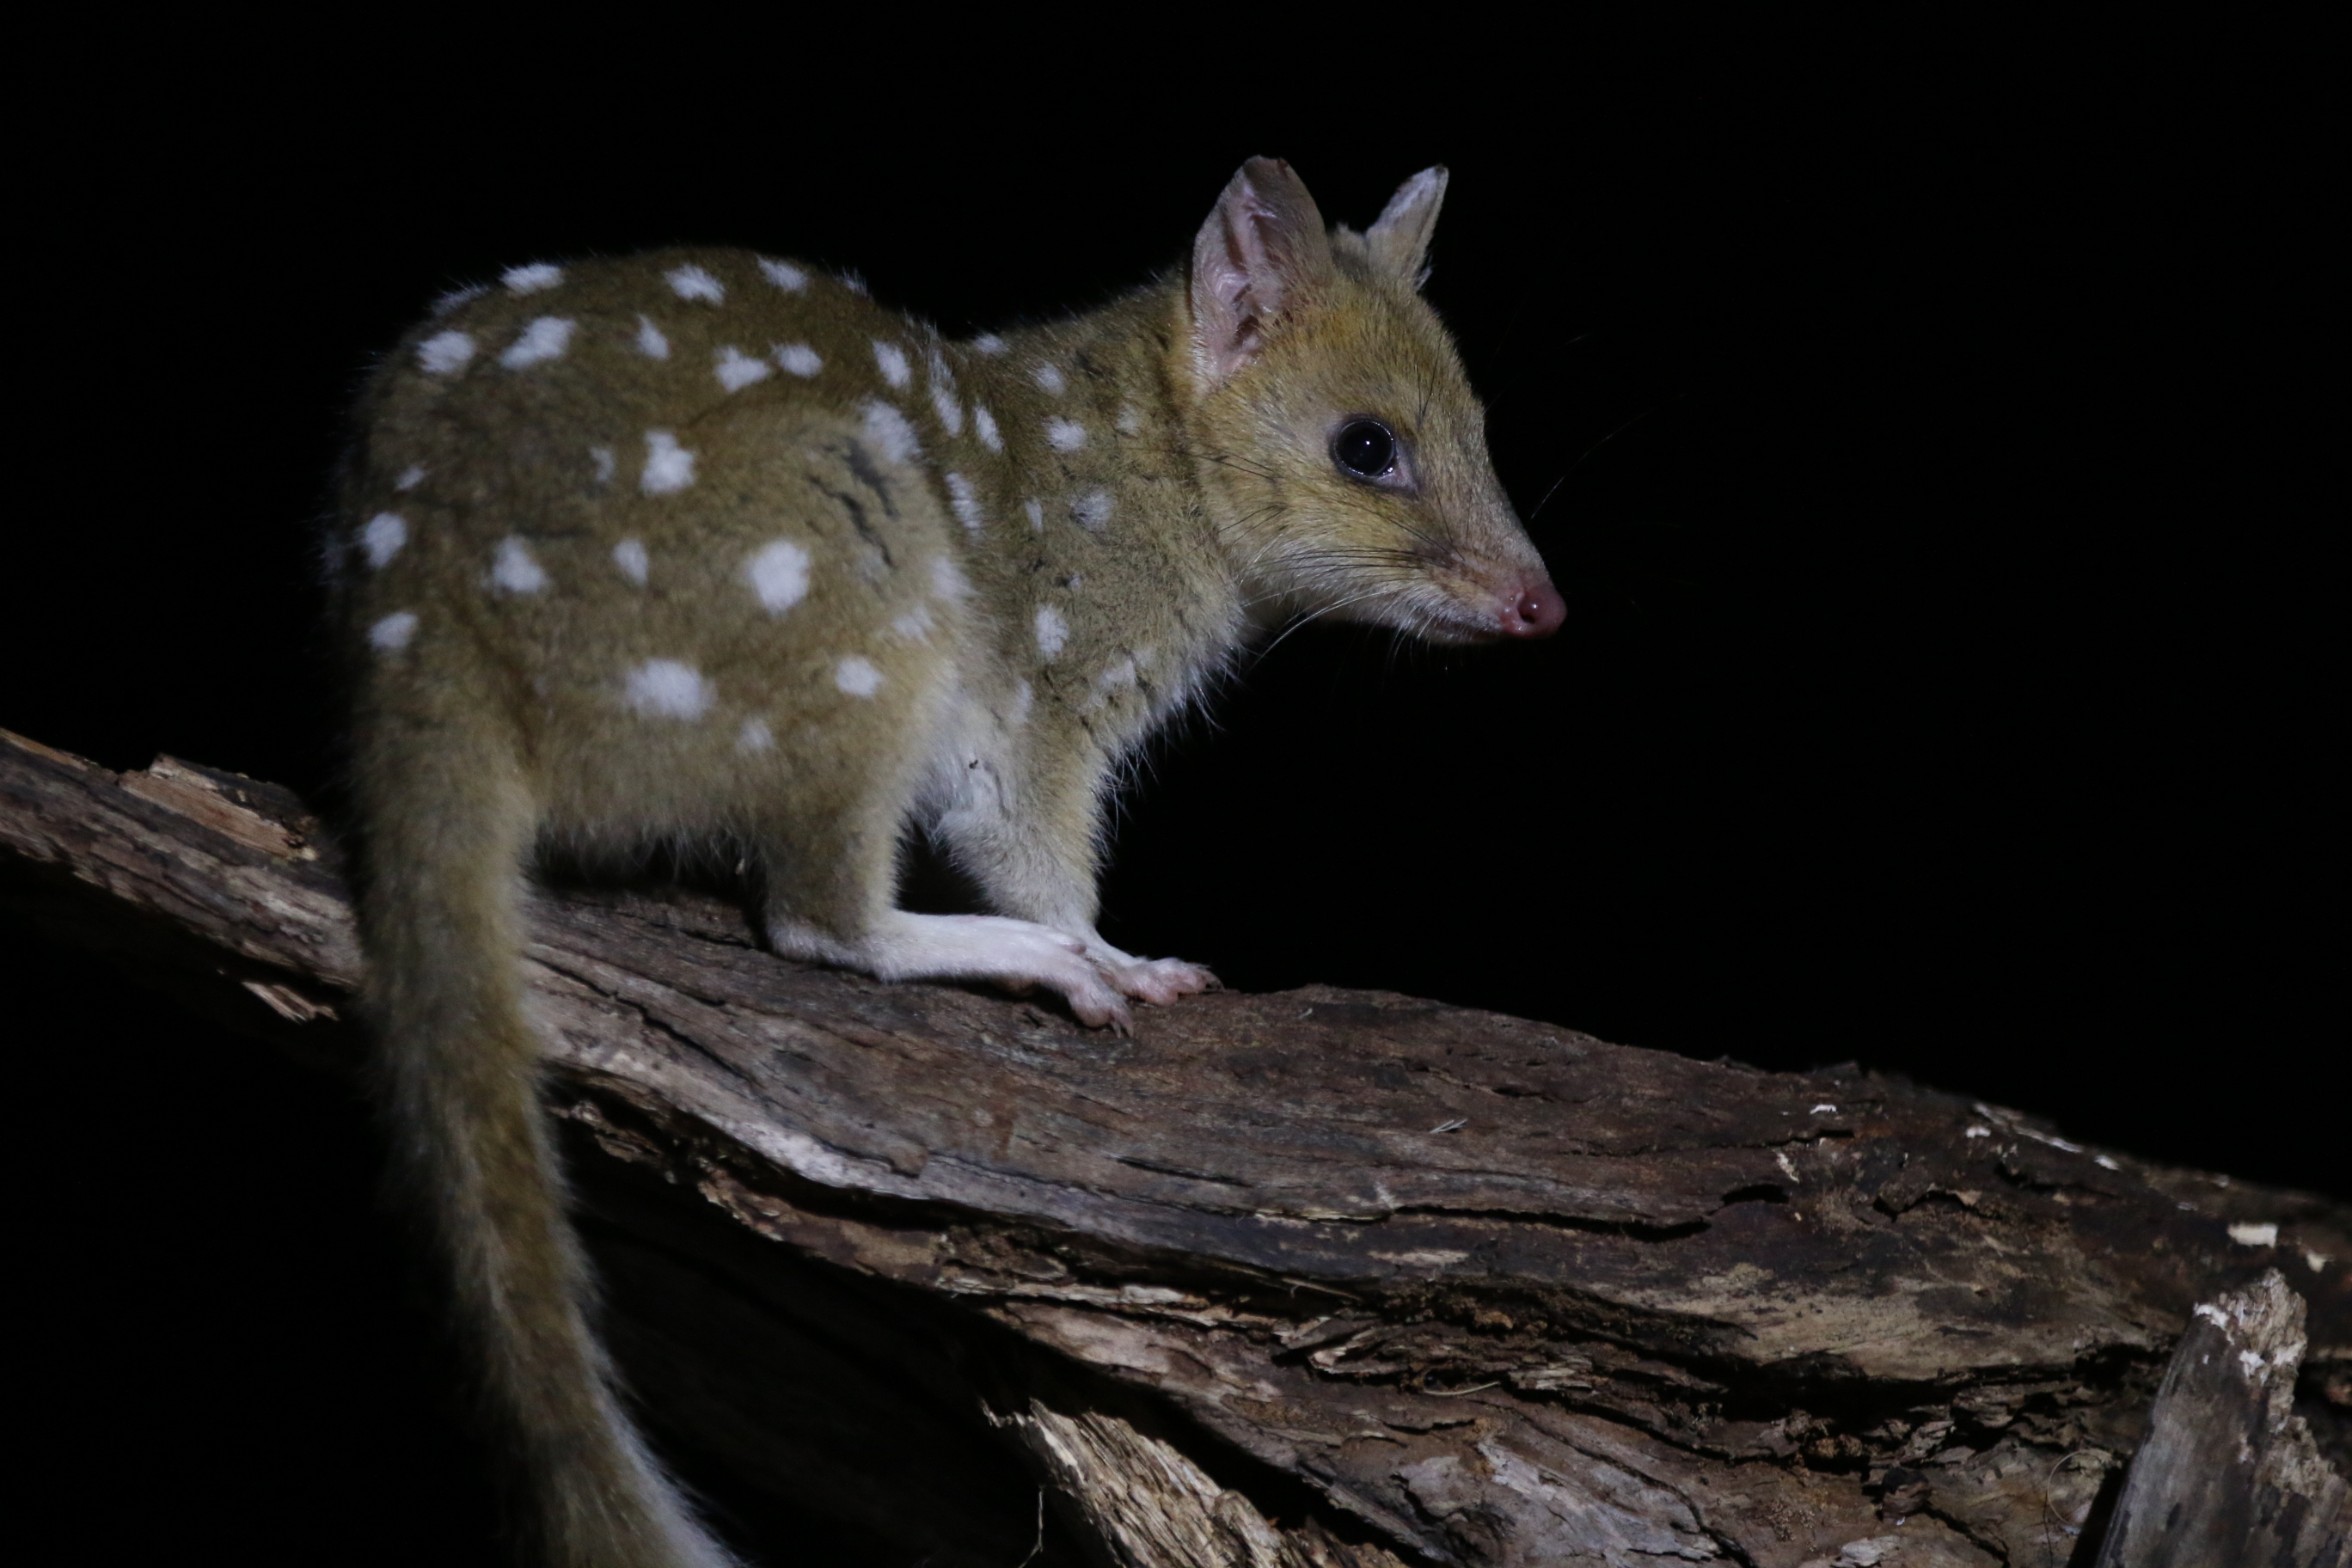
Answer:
1097;954;1219;1007
1068;989;1133;1032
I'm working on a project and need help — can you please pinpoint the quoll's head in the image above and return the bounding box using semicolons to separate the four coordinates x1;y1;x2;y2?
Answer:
1182;157;1564;645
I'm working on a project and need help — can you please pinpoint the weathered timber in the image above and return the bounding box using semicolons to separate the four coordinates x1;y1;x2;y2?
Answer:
4;725;2348;1568
2095;1270;2348;1567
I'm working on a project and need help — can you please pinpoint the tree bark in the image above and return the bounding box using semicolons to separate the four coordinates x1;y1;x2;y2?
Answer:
4;726;2347;1567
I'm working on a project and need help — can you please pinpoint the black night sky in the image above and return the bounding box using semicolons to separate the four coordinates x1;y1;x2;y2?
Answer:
8;25;2332;1563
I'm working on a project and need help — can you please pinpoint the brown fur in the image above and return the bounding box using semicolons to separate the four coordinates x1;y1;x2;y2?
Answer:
334;160;1555;1565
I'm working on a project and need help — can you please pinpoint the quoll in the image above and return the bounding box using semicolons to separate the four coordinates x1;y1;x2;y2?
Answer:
336;157;1563;1566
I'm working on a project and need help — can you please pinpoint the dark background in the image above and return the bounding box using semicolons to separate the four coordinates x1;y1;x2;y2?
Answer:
9;26;2332;1563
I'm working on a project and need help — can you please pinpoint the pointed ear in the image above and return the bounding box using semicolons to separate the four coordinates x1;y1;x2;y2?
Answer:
1187;156;1333;387
1366;165;1449;289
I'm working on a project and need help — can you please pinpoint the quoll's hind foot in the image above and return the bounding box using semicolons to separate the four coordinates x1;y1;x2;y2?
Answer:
782;911;1133;1030
1087;944;1222;1007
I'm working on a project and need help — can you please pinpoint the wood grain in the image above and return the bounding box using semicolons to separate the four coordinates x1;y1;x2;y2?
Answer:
6;726;2345;1566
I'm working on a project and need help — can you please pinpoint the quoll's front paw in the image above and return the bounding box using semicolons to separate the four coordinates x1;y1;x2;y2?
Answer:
867;913;1130;1031
1062;975;1134;1032
1093;949;1221;1007
965;917;1133;1031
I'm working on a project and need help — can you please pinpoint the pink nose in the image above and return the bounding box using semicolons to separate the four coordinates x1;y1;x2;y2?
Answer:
1504;580;1565;639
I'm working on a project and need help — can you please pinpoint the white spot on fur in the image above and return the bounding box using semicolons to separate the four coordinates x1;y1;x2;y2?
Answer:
640;431;695;494
775;342;823;377
1073;489;1113;531
1034;605;1069;658
625;658;711;719
2228;1222;2279;1247
369;611;417;651
744;540;812;614
635;315;671;359
929;555;969;601
972;404;1001;452
873;340;911;389
1032;363;1066;395
757;258;808;291
499;316;575;369
891;603;934;640
1008;679;1033;726
2094;1154;2121;1170
490;536;548;594
613;537;649;585
395;464;426;492
1046;418;1087;452
591;446;616;484
1965;1124;1991;1138
361;511;407;568
971;334;1007;355
738;718;775;751
945;472;984;532
502;262;563;294
837;270;869;295
715;346;772;391
1116;403;1144;435
931;384;964;434
1096;658;1136;695
1810;1104;1836;1115
416;330;475;374
666;263;725;303
835;656;883;697
1022;499;1044;531
430;284;486;316
859;400;921;463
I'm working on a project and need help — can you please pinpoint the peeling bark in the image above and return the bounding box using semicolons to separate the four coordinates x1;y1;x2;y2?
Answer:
5;726;2348;1567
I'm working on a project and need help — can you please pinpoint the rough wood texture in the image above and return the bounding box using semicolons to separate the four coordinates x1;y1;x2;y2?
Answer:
2094;1269;2348;1567
6;726;2349;1567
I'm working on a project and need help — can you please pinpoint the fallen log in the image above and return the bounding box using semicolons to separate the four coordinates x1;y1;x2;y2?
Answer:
3;726;2346;1567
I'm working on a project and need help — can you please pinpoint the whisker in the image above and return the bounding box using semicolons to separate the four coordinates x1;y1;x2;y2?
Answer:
1525;470;1570;525
1253;582;1412;660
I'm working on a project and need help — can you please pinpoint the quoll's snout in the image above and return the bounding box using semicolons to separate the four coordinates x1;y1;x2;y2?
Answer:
1507;580;1566;639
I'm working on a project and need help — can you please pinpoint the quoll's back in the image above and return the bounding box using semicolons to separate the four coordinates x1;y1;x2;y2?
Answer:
347;254;981;834
343;246;1253;902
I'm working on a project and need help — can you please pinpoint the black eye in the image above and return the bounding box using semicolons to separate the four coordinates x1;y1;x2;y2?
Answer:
1333;418;1397;479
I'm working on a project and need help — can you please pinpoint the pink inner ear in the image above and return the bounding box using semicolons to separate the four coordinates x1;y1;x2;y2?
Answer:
1191;159;1329;386
1228;210;1283;332
1195;191;1279;380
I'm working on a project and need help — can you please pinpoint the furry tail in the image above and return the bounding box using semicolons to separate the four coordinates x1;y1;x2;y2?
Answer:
357;718;736;1567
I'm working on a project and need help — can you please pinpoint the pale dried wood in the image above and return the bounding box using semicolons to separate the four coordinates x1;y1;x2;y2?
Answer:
2094;1268;2348;1567
5;726;2348;1567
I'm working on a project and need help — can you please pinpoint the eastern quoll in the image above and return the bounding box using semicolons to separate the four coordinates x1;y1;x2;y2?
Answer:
334;157;1562;1566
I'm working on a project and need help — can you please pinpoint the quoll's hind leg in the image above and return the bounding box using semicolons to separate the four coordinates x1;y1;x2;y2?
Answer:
757;794;1131;1029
